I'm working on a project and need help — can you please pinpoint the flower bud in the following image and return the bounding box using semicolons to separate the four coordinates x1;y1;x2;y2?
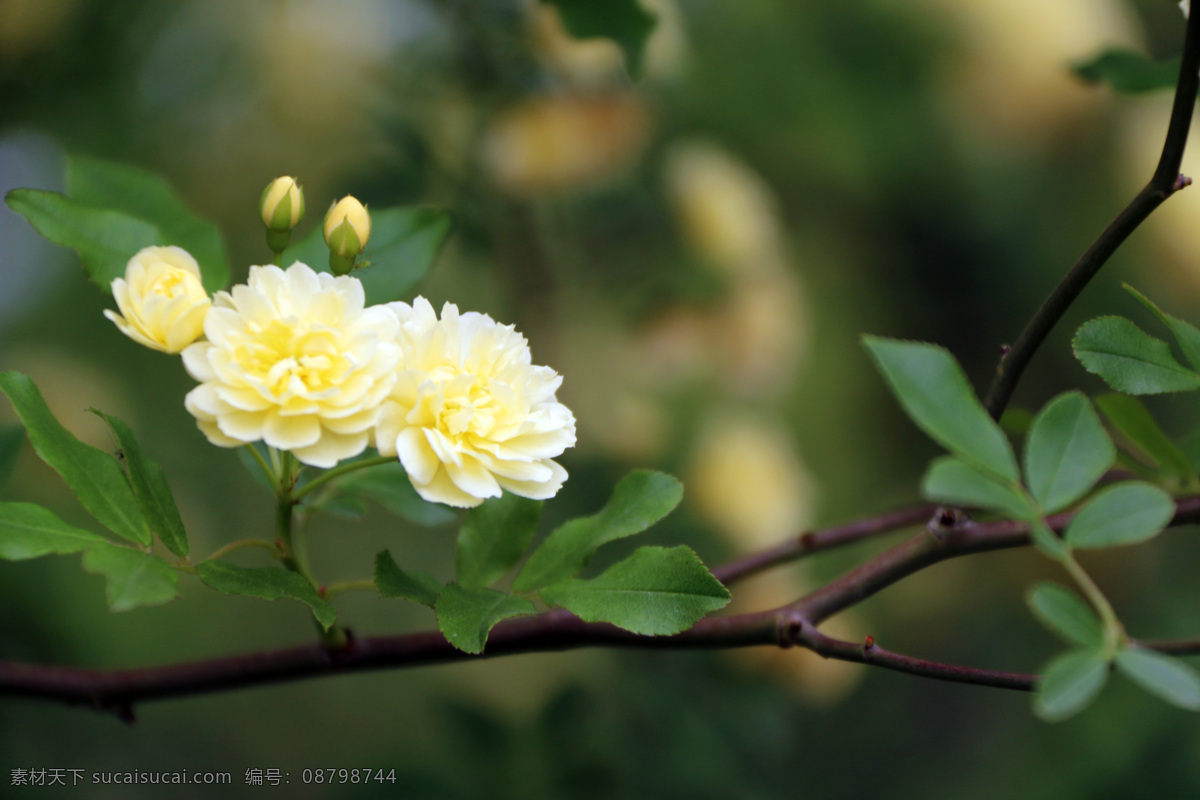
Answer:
324;196;371;254
103;246;211;354
260;176;306;232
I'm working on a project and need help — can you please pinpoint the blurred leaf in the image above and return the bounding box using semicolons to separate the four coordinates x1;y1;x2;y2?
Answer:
5;189;159;289
539;545;730;636
375;550;443;607
66;155;230;292
333;462;456;526
863;337;1018;481
0;372;148;546
921;456;1033;519
0;501;108;559
1023;392;1114;513
0;424;24;489
1073;317;1200;395
1030;519;1071;562
456;494;542;590
283;207;452;304
544;0;658;77
1124;284;1200;372
82;542;178;612
1064;482;1175;550
1000;408;1034;437
1095;393;1195;485
1034;649;1109;722
1115;646;1200;710
92;411;189;558
514;470;684;593
312;491;366;519
1073;48;1181;94
1181;428;1200;474
1026;581;1103;649
435;583;536;654
196;562;336;630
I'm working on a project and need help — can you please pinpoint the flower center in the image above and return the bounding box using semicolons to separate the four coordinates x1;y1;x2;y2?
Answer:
423;368;498;438
238;319;349;400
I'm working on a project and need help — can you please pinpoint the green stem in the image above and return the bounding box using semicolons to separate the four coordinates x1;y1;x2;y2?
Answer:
324;579;377;598
292;455;395;501
203;538;282;563
1063;553;1124;658
244;445;277;485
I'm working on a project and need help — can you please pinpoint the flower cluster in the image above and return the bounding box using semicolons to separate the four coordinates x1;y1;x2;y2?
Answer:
105;247;575;507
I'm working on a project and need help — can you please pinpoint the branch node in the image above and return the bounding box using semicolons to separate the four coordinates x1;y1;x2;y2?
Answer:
798;531;815;552
863;635;875;652
926;507;963;543
1176;173;1193;192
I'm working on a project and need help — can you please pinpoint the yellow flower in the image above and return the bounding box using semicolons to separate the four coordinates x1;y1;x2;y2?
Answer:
182;262;400;468
323;195;371;257
375;298;576;508
104;246;211;354
260;176;305;232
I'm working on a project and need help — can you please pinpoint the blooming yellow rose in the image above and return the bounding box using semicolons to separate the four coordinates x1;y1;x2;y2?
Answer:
104;246;211;354
182;262;400;468
375;297;576;508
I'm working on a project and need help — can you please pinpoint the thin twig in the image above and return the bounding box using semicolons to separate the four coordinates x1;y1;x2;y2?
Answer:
983;9;1200;419
5;495;1199;715
713;504;935;585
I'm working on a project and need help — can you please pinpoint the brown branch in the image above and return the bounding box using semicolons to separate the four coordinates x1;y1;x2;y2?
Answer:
5;495;1199;717
712;504;935;585
983;8;1200;419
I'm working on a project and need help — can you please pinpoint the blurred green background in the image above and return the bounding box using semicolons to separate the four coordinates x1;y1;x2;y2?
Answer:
3;0;1200;797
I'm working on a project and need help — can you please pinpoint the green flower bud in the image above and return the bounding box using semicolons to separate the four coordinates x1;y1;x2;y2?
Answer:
324;196;371;259
260;176;305;233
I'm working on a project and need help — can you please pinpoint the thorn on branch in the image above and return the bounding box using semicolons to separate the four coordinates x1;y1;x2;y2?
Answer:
111;701;137;726
863;635;875;652
798;531;815;552
998;344;1011;359
1176;173;1193;192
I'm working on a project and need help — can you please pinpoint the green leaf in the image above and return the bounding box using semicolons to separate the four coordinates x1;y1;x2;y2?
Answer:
196;562;336;630
1023;392;1115;514
66;155;229;292
1030;519;1071;562
1065;482;1175;549
1000;408;1034;437
283;207;452;305
1026;581;1103;649
0;424;24;489
1073;48;1181;94
1124;284;1200;373
1073;317;1200;395
543;0;658;77
375;550;443;607
335;462;456;526
513;470;685;593
920;456;1033;519
863;337;1018;481
0;372;148;546
0;501;108;559
539;545;730;636
5;189;160;289
1115;646;1200;710
92;412;189;558
1034;649;1109;722
1095;393;1196;485
456;494;542;590
435;583;536;654
82;541;179;612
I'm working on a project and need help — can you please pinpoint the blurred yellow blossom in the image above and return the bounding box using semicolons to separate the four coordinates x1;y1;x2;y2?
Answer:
688;414;816;552
375;297;576;508
104;246;211;354
665;141;786;277
482;93;651;195
182;262;399;468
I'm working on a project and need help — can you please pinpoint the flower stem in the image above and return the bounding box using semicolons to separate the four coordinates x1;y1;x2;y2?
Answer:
243;445;276;485
1062;552;1124;658
202;538;282;563
291;455;395;502
324;579;377;598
